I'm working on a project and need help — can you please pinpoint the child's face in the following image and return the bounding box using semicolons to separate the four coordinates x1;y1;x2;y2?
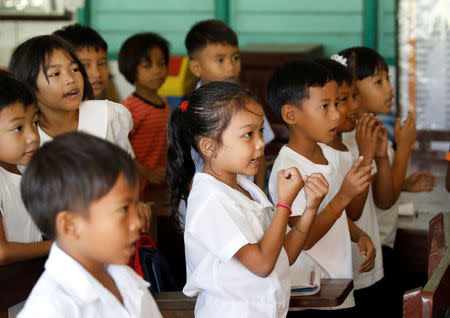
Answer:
36;49;84;112
210;100;264;179
336;82;359;132
77;47;109;98
0;103;39;170
190;44;240;84
135;47;168;93
75;173;141;266
290;81;341;144
355;69;393;114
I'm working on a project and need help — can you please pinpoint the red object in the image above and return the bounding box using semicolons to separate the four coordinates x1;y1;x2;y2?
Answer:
128;234;156;279
275;203;292;215
181;100;188;112
167;57;183;76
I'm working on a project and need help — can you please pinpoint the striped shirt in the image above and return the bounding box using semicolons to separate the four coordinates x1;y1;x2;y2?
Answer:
121;93;169;169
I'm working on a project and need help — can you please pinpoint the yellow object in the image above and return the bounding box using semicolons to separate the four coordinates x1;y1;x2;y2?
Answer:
158;56;197;97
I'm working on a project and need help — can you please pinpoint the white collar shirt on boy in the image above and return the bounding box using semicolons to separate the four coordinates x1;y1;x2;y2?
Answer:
37;99;135;158
18;243;162;318
268;143;355;309
184;173;290;318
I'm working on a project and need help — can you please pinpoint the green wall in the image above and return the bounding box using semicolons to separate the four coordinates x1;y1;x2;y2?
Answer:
79;0;395;63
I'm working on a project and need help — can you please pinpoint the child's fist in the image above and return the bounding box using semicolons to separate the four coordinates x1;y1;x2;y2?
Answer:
357;234;376;273
394;111;417;149
137;201;152;233
304;173;329;212
340;156;372;201
356;113;380;163
277;167;304;206
403;171;437;192
374;124;389;158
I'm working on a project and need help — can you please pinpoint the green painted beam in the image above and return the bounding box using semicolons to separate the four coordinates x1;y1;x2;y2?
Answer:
77;0;90;25
216;0;230;24
363;0;378;48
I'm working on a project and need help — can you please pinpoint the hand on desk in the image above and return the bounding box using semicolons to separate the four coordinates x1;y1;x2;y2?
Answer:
137;201;152;233
357;235;376;273
402;171;437;192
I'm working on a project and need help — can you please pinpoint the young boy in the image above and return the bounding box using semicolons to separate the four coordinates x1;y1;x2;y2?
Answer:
53;24;118;101
119;33;170;188
0;70;51;316
18;132;162;317
266;60;375;317
316;58;391;316
185;19;274;189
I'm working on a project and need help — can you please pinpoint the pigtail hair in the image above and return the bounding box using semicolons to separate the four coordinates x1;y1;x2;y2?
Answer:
167;106;195;228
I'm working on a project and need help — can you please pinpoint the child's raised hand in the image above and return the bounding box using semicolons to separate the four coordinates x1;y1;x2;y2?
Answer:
357;234;376;273
303;173;329;212
403;171;437;192
277;167;304;206
340;156;372;201
356;113;379;163
137;201;152;233
374;123;389;158
147;167;166;185
394;111;417;149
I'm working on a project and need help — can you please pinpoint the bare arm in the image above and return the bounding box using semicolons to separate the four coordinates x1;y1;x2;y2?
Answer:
0;215;51;266
347;217;375;273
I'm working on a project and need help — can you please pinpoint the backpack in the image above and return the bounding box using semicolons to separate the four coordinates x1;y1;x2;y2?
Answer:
128;234;178;293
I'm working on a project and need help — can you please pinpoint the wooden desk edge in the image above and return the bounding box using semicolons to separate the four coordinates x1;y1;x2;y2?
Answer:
154;279;353;311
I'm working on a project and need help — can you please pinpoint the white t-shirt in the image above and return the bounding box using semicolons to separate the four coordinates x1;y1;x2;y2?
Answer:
342;130;399;248
268;144;354;309
18;243;162;318
0;167;42;243
336;141;384;290
38;100;135;157
184;173;290;318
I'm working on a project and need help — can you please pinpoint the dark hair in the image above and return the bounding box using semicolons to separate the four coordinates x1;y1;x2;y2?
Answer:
266;59;333;123
8;35;94;100
314;58;353;87
53;23;108;53
338;46;388;80
0;70;35;112
21;132;140;240
185;19;238;58
118;32;170;84
167;81;259;225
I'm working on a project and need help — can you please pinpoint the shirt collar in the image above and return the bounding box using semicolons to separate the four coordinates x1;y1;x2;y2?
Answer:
193;173;273;210
45;243;149;306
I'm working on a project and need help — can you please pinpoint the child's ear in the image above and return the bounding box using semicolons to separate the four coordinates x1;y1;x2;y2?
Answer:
281;104;298;125
189;59;202;78
55;211;82;240
197;136;217;159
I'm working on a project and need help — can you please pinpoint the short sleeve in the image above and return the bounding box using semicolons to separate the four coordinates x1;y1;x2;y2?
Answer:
187;196;257;262
106;101;136;158
291;189;307;216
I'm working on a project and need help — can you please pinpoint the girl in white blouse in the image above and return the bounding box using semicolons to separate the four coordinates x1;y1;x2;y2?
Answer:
167;81;329;318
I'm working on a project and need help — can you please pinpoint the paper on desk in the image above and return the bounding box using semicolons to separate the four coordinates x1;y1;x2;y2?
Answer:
291;266;321;296
398;202;415;216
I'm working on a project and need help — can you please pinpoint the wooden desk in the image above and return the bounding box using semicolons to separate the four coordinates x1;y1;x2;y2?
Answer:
0;257;45;312
154;279;353;317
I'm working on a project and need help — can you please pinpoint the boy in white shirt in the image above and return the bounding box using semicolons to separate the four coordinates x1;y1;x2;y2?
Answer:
18;132;161;318
267;60;375;317
0;70;52;317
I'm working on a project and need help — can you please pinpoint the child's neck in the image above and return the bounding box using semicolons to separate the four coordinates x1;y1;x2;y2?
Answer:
58;241;124;305
287;128;328;164
202;166;253;200
0;161;20;175
135;86;162;105
327;132;348;151
38;106;79;138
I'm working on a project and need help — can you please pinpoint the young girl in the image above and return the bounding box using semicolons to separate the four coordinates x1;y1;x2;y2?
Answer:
167;81;329;318
8;35;151;232
8;35;135;158
338;46;436;316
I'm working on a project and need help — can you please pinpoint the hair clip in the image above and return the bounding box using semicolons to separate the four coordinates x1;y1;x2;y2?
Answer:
181;100;188;112
330;54;348;67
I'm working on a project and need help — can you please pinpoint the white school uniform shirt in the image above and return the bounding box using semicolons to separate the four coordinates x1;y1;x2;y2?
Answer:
18;243;162;318
335;138;384;290
0;167;42;243
184;173;290;318
268;144;355;309
38;99;135;157
343;130;398;248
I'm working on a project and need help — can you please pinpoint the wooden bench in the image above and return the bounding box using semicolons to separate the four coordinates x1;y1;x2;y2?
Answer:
154;278;353;318
0;257;46;317
403;212;450;318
